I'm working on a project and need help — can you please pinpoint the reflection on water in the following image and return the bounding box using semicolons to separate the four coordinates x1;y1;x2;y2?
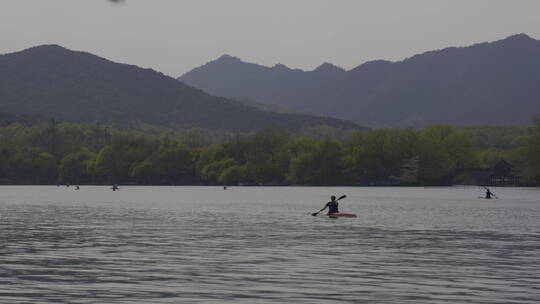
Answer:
0;186;539;303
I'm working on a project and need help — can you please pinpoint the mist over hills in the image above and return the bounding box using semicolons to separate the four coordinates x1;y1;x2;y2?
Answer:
179;34;540;127
0;45;361;132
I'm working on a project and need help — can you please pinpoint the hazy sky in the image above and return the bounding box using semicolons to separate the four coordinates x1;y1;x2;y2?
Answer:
1;0;539;77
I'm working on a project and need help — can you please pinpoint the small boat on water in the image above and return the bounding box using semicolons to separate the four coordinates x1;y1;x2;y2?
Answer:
327;213;357;218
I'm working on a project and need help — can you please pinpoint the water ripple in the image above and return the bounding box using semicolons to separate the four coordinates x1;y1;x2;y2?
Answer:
0;186;539;303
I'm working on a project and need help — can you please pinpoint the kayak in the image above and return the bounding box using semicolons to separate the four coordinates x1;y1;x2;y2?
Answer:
327;213;357;218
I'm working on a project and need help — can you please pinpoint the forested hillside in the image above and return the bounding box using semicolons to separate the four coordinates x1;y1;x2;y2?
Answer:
0;45;361;132
180;34;540;127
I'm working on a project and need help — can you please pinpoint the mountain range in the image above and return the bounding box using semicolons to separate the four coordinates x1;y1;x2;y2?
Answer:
0;45;361;132
179;34;540;127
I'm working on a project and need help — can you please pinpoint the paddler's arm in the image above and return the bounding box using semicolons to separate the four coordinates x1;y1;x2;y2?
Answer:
317;203;329;213
312;202;330;216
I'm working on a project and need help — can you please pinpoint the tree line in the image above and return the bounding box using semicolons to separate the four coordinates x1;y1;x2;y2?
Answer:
0;120;538;186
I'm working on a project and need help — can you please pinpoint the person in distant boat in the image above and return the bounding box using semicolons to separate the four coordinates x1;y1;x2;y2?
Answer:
316;195;340;215
75;185;80;190
485;188;494;199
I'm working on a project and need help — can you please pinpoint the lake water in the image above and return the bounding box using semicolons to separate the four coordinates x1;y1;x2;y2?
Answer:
0;186;539;303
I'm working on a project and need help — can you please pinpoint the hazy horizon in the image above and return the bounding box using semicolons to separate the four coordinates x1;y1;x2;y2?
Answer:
2;0;540;76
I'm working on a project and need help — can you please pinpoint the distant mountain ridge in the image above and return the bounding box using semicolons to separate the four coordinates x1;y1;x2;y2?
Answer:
179;54;347;111
179;34;540;127
0;45;362;132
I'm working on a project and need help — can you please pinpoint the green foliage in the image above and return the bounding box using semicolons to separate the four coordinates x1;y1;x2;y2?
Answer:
288;138;345;185
242;161;284;185
417;125;479;184
201;158;238;184
195;145;227;171
512;119;540;184
59;150;95;184
445;131;479;168
1;120;536;186
131;145;195;184
463;126;531;150
181;128;235;147
346;129;418;183
8;147;56;184
478;149;511;167
417;125;459;184
219;165;245;185
297;125;350;141
131;160;154;183
93;146;117;182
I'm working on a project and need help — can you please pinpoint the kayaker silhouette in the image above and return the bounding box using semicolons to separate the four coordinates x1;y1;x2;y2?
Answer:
312;195;342;216
484;188;498;199
479;186;498;199
311;195;356;217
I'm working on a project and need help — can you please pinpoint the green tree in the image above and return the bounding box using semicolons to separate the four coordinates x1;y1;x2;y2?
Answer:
417;125;479;184
195;145;228;174
131;145;195;184
58;150;95;184
288;138;345;185
201;158;237;184
131;160;154;183
218;165;245;185
93;145;118;183
445;131;479;169
513;118;540;184
347;129;419;182
241;161;284;185
417;125;455;184
479;149;511;167
9;147;56;183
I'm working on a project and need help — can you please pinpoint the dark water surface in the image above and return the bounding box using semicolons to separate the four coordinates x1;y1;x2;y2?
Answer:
1;186;539;303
